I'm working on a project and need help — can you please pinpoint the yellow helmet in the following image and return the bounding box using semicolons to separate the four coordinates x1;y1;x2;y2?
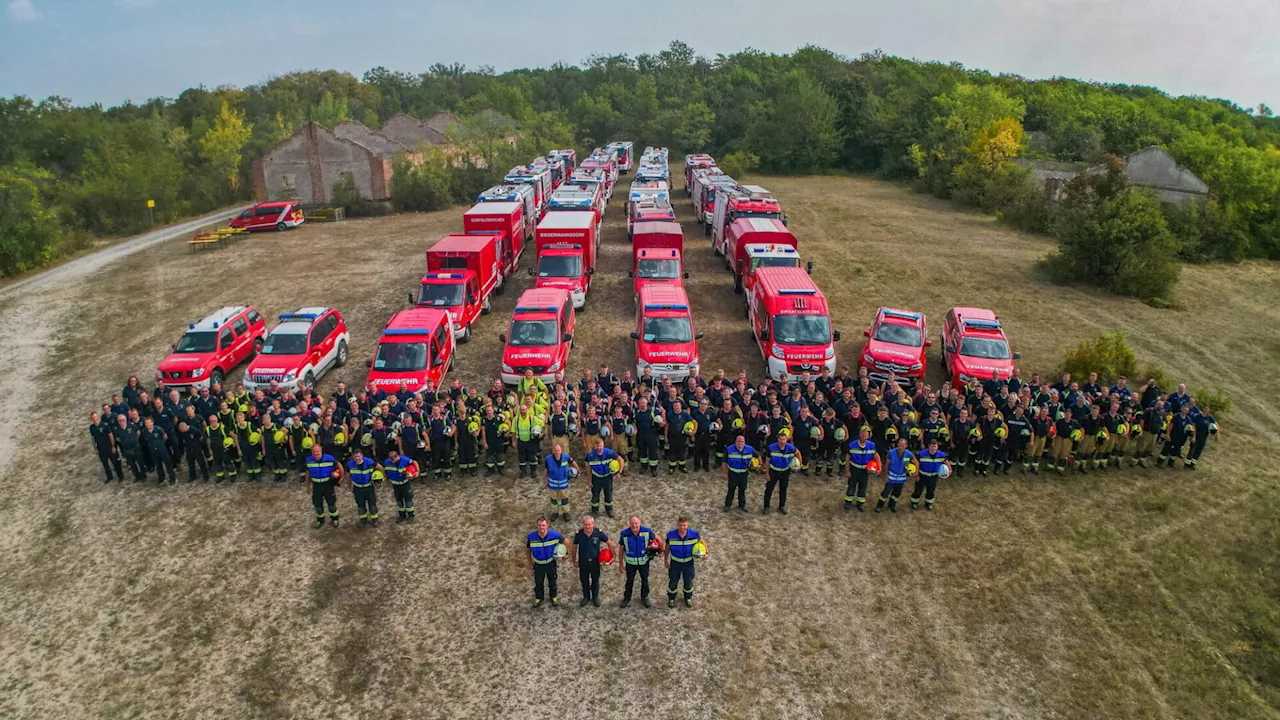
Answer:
301;436;315;449
223;436;235;448
994;425;1007;439
692;540;707;559
1069;428;1083;441
334;431;347;445
272;429;287;444
750;456;762;470
248;431;262;444
607;459;621;474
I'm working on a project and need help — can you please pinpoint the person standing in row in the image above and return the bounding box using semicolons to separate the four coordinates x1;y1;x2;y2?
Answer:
112;414;145;482
525;517;562;608
845;428;876;512
618;515;657;609
569;515;614;607
585;438;621;519
876;437;914;513
910;438;950;511
382;449;415;522
89;412;124;482
142;417;176;485
664;516;702;608
542;444;578;521
346;448;379;526
723;435;753;512
764;429;799;515
306;444;341;528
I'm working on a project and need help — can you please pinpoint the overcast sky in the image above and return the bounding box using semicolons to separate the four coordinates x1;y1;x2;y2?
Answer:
2;0;1277;110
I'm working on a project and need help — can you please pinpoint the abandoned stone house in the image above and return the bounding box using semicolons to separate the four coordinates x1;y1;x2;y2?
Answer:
250;111;458;205
1018;145;1210;207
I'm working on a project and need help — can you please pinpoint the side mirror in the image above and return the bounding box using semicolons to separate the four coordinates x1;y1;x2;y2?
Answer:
805;261;814;274
696;332;705;339
628;270;634;277
945;344;955;354
527;268;535;276
407;292;414;306
586;268;594;276
863;329;871;337
563;332;573;343
432;356;444;368
1013;352;1022;360
683;271;690;279
364;359;372;368
759;329;770;342
630;332;640;340
924;339;933;347
498;333;507;343
833;330;842;342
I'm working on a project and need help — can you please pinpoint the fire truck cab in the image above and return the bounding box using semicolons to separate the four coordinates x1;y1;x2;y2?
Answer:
365;308;455;391
747;267;840;381
633;285;701;381
499;288;576;385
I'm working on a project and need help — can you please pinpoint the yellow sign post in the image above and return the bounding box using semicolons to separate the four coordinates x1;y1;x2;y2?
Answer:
146;199;155;226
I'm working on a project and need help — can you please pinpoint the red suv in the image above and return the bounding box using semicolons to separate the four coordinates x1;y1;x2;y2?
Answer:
156;306;266;390
940;307;1020;388
230;201;305;232
859;308;930;385
245;308;350;392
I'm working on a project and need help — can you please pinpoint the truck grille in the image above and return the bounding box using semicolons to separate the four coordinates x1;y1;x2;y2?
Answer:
514;365;549;375
875;360;912;374
787;363;823;374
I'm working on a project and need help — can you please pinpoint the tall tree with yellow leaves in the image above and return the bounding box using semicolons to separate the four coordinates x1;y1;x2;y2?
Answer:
199;102;253;196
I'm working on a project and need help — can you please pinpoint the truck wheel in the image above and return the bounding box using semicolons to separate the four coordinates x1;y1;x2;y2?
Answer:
210;368;224;387
335;340;348;367
303;372;316;391
276;222;287;231
460;325;472;344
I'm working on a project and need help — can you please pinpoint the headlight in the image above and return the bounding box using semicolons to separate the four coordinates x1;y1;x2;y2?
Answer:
825;345;835;359
283;371;297;382
863;353;875;365
637;359;651;369
958;373;973;383
155;371;164;379
191;368;205;378
502;363;514;373
548;360;562;372
910;362;923;371
771;345;785;359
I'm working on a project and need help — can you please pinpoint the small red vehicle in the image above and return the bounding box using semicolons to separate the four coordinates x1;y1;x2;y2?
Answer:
365;308;455;391
940;307;1020;388
156;306;267;390
499;288;576;385
633;285;702;381
245;308;350;392
858;308;931;385
230;201;305;232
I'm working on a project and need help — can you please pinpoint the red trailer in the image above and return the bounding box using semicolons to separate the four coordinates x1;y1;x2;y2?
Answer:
463;201;528;277
533;211;598;310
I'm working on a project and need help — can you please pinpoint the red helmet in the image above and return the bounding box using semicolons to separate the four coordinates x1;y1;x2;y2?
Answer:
598;547;614;564
646;537;662;556
405;461;420;478
867;456;882;474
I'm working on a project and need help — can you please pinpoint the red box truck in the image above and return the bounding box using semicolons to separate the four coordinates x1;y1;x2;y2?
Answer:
463;201;528;277
725;217;798;292
412;234;502;343
533;211;598;310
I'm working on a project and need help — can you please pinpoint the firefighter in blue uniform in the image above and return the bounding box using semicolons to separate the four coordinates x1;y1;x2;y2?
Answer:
876;437;914;513
846;428;877;512
306;444;341;527
525;517;562;608
346;449;379;526
618;515;657;608
542;444;578;521
911;438;950;511
664;517;703;608
89;412;123;482
764;429;799;515
1161;404;1195;468
381;449;415;522
585;438;621;519
1185;403;1217;470
723;435;754;512
666;399;693;474
633;398;662;476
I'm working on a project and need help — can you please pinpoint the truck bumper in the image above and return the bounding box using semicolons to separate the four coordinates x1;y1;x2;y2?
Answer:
766;356;836;382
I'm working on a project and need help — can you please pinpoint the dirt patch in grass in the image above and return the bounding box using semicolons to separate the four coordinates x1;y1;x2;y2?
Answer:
0;173;1276;719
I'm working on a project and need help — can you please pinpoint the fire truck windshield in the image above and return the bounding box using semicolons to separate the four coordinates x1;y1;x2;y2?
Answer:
772;315;831;345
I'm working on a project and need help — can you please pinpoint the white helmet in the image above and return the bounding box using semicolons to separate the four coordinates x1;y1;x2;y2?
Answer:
938;464;952;479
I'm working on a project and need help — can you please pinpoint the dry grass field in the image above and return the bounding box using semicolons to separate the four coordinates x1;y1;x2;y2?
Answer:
0;173;1277;719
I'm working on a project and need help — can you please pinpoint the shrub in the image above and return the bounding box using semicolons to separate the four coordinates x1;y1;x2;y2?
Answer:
0;166;61;276
1191;386;1233;416
719;151;760;179
330;173;371;217
391;154;454;213
1059;331;1138;386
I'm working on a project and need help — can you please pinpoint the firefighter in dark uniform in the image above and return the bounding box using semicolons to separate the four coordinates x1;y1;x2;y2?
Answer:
815;408;842;477
690;398;714;472
306;444;340;528
618;515;657;609
723;435;754;512
481;406;506;475
1027;407;1052;473
206;416;236;483
89;412;123;482
764;429;799;515
975;407;1002;477
791;406;818;475
151;398;182;468
633;398;662;477
1002;406;1030;473
141;417;176;485
456;407;480;476
1133;400;1164;468
570;515;614;607
714;399;741;469
112;413;145;481
949;407;975;478
911;438;950;510
525;517;562;607
666;400;693;474
346;449;379;526
262;416;291;483
234;413;263;482
428;406;454;480
1186;405;1216;470
664;517;702;608
1050;409;1081;473
398;415;428;482
846;427;876;511
1078;405;1105;474
178;420;210;481
381;449;415;522
369;417;395;468
585;438;622;518
1161;405;1195;468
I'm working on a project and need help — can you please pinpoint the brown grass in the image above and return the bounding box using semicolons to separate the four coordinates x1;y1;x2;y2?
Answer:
0;173;1276;719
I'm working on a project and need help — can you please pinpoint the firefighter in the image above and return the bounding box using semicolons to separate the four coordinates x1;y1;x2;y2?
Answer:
1051;408;1081;473
141;416;176;485
1101;402;1125;469
543;444;578;521
1161;405;1196;468
525;517;563;608
664;516;703;608
714;399;742;469
633;397;662;477
618;515;658;609
666;399;693;474
262;416;291;483
723;435;754;512
1026;406;1052;474
691;398;714;472
569;515;614;607
910;438;950;511
456;406;480;476
346;448;379;526
206;415;237;483
948;407;975;478
585;438;622;519
234;412;263;482
875;437;914;513
846;427;877;512
764;429;799;515
427;404;454;481
1186;402;1217;470
481;406;507;475
178;420;210;482
792;405;818;475
816;407;843;478
514;404;541;479
581;405;604;459
306;444;341;528
1078;405;1104;474
608;405;631;461
975;406;1002;477
1134;399;1166;468
89;412;123;482
548;400;572;460
381;449;415;522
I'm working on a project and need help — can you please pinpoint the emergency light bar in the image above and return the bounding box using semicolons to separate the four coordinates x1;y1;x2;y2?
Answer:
383;328;431;336
883;310;922;321
515;306;557;313
643;304;689;311
424;273;464;280
963;318;1002;330
278;313;320;321
779;289;817;295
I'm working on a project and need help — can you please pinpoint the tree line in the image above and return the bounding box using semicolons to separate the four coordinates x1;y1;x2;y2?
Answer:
2;42;1278;300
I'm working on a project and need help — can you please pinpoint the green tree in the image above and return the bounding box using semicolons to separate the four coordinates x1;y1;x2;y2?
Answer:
199;102;252;194
310;91;349;127
744;70;840;172
0;165;61;275
657;102;714;152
